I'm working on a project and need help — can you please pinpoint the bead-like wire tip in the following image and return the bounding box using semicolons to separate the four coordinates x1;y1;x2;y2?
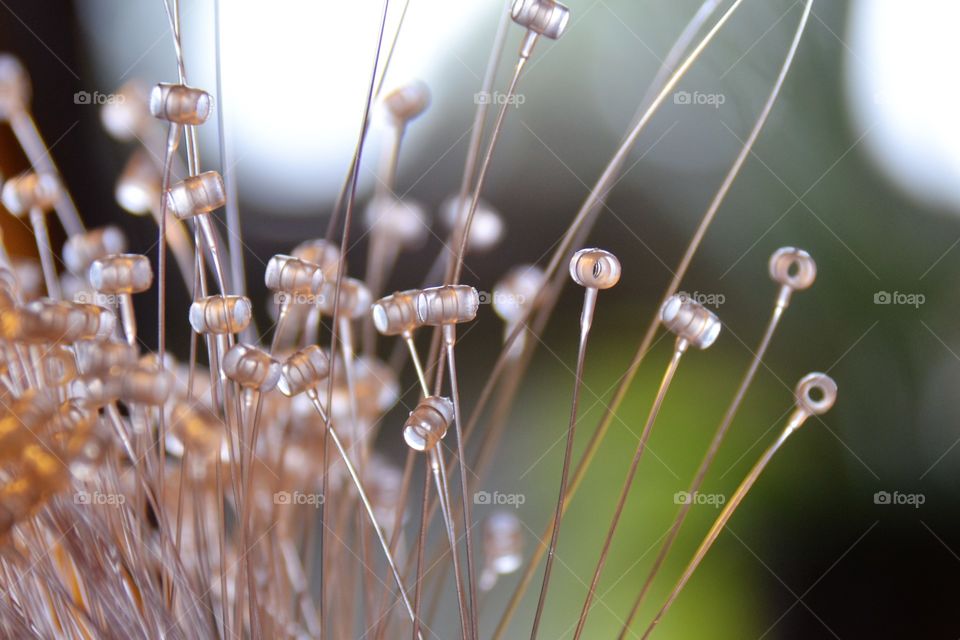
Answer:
511;0;571;40
794;372;837;416
264;254;325;299
403;395;454;452
222;343;282;391
364;197;429;248
769;247;816;306
88;254;153;294
188;295;252;335
0;54;30;118
63;227;127;275
382;81;431;123
1;172;59;216
415;285;480;326
278;346;331;397
660;294;721;350
569;248;621;289
371;290;421;336
165;171;226;219
149;83;212;125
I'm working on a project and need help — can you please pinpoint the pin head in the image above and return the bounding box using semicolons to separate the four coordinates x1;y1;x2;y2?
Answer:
264;254;325;298
403;396;454;452
382;81;431;123
15;299;116;344
278;346;331;397
164;171;226;219
660;294;721;350
121;364;173;406
101;81;150;141
483;511;524;575
441;195;505;253
116;149;161;215
416;285;480;326
570;248;621;290
794;372;837;416
1;172;59;216
769;247;816;291
371;290;421;336
0;54;30;117
74;340;137;376
364;197;428;248
318;278;372;320
149;83;212;125
188;295;252;335
63;227;127;276
493;265;544;324
222;343;281;391
292;239;341;279
511;0;571;40
88;254;153;295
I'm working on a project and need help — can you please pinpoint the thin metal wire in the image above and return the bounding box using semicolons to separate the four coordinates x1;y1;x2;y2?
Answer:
529;287;597;640
7;110;85;236
617;299;787;636
320;3;392;630
638;409;809;639
445;329;480;640
491;4;751;635
26;206;59;300
214;0;248;307
307;391;424;640
324;0;413;243
570;340;687;639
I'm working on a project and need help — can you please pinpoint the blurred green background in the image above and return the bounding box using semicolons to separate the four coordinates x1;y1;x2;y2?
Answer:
1;0;957;637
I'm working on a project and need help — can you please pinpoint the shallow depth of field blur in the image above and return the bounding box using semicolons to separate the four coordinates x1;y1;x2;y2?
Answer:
1;0;958;637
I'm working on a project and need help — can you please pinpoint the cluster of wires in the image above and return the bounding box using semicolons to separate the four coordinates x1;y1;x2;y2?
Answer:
0;1;836;638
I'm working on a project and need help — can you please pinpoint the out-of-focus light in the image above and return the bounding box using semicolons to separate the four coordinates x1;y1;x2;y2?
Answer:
846;0;960;212
214;0;487;210
78;0;488;212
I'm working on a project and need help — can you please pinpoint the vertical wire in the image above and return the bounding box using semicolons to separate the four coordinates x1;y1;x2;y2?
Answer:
617;298;788;636
319;2;391;630
26;207;60;300
638;412;807;639
529;287;596;640
7;110;85;236
157;121;180;548
433;447;471;640
489;3;816;634
445;332;479;640
213;0;247;302
443;0;513;272
323;0;412;242
569;342;686;639
412;469;431;640
447;55;527;287
307;392;423;639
